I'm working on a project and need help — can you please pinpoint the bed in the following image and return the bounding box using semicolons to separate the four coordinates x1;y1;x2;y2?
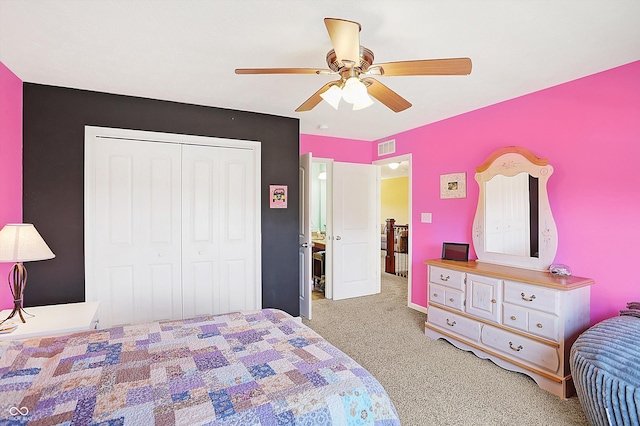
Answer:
0;309;400;425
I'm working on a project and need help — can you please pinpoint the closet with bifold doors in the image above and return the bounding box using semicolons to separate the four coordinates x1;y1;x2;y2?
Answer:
84;126;261;329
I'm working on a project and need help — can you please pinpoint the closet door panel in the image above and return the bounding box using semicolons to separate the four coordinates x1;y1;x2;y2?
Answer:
182;145;258;317
92;138;183;327
220;149;257;311
182;145;221;318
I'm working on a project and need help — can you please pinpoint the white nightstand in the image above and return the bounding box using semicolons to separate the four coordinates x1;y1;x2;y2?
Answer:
0;301;100;341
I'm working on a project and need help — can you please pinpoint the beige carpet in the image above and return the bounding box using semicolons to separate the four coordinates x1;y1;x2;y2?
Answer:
302;266;589;425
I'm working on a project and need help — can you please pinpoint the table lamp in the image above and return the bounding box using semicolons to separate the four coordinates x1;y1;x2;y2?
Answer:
0;224;55;324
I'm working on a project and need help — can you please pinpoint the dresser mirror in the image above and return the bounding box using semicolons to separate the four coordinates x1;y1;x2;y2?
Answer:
472;146;557;270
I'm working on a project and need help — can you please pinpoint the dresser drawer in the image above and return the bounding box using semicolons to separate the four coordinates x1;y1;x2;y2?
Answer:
481;324;559;373
502;303;528;332
430;284;465;311
429;266;465;291
528;310;558;341
504;280;560;315
428;306;480;342
429;283;446;305
444;288;465;311
503;303;559;341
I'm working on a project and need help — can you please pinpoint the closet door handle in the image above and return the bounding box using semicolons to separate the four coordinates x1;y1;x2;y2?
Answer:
300;242;309;248
335;236;341;240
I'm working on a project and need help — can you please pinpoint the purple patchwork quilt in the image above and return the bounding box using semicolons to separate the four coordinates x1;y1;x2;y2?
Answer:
0;309;400;425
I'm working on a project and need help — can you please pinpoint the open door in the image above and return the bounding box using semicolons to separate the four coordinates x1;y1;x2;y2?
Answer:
299;153;312;319
332;162;380;300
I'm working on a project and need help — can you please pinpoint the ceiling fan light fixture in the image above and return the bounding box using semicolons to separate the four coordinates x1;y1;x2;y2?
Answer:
352;94;374;110
341;77;369;104
320;85;342;109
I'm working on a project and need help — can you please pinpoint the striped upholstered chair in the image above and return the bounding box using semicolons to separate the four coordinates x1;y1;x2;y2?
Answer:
570;315;640;425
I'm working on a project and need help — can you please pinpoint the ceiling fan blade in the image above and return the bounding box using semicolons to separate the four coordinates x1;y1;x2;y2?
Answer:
373;58;472;76
324;18;361;64
235;68;328;75
362;78;411;113
295;81;340;112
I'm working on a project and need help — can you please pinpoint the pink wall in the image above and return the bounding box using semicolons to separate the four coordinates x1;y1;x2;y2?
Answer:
0;61;23;310
300;134;372;163
303;60;640;326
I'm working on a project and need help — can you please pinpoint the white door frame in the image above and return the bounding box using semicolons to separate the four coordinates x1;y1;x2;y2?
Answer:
299;152;312;319
84;126;262;324
374;154;424;313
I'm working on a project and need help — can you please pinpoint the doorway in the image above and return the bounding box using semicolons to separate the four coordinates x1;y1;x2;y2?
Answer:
310;159;330;302
374;154;412;307
301;157;381;319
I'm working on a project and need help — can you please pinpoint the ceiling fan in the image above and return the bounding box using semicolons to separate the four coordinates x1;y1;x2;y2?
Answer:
235;18;472;113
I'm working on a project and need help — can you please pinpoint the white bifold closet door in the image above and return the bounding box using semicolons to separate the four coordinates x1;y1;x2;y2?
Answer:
181;144;257;319
86;128;260;328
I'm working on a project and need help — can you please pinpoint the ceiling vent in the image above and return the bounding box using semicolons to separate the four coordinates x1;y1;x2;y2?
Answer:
378;139;396;157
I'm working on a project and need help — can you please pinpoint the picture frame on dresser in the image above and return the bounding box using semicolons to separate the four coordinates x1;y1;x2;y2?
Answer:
442;242;469;261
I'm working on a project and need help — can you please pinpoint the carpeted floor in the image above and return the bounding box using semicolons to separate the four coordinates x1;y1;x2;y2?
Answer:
302;264;589;425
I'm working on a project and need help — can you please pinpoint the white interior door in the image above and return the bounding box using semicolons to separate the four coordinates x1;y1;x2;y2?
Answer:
90;138;183;327
299;153;312;319
182;144;258;317
332;162;380;300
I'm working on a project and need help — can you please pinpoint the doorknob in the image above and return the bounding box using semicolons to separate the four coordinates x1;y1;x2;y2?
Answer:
300;242;309;248
335;236;341;240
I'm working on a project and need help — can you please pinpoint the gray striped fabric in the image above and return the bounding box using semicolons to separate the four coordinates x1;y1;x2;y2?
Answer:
570;315;640;426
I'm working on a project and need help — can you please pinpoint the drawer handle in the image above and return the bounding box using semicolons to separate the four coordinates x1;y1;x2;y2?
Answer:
440;274;450;282
509;341;523;352
510;315;517;321
449;298;455;302
491;299;496;304
433;293;438;298
446;319;456;327
521;292;536;302
537;323;543;328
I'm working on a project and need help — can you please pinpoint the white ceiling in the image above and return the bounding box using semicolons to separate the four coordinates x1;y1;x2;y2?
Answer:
1;0;639;141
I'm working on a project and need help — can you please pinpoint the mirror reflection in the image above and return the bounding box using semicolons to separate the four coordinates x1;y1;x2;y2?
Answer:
311;162;327;235
485;172;539;258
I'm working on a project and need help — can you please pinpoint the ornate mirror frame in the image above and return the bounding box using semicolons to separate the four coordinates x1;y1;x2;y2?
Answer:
472;146;557;271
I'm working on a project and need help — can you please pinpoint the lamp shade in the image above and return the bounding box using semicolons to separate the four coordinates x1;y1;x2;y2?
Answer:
0;224;55;263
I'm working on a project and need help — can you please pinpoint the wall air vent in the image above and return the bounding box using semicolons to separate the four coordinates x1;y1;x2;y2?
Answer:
377;139;396;157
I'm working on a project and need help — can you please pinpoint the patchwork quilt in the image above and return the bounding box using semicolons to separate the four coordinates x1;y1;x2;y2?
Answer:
0;309;400;425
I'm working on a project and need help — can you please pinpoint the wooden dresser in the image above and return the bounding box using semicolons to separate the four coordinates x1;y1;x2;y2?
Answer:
424;259;594;399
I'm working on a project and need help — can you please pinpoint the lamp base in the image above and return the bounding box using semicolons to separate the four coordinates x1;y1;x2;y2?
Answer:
0;303;27;324
1;263;29;324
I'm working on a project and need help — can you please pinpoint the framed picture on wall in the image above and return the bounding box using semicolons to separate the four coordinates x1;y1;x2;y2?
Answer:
440;172;466;199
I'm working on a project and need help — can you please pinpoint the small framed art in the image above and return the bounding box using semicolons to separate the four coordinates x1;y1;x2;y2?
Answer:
440;172;466;199
270;185;287;208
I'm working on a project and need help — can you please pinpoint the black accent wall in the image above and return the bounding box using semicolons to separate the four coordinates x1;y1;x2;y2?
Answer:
22;84;300;316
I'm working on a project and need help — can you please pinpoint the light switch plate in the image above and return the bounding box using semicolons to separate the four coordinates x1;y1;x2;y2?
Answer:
421;213;432;223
